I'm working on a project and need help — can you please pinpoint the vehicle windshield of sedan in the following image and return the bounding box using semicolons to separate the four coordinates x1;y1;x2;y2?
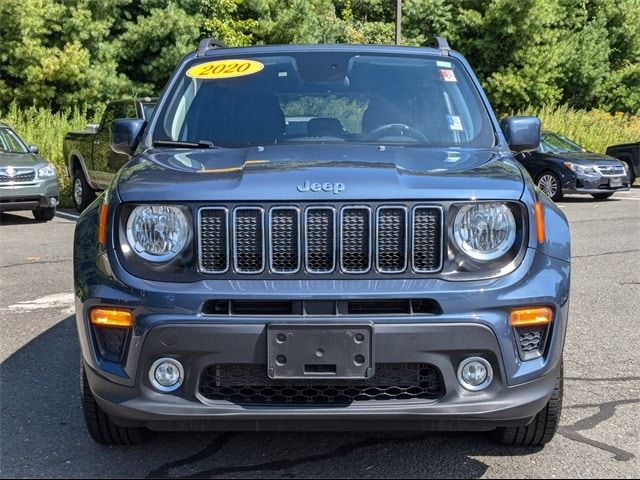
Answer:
152;52;494;149
0;127;28;154
539;132;584;154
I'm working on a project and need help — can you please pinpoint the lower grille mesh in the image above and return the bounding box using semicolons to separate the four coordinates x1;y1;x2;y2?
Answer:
199;363;444;405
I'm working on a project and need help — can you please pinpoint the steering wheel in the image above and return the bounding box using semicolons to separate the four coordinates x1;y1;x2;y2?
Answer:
365;123;429;142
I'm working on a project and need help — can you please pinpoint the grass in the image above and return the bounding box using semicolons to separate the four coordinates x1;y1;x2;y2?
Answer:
1;103;638;206
525;105;640;154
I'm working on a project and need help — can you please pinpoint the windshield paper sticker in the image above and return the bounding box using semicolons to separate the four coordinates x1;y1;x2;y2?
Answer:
447;115;464;131
439;69;457;82
186;59;264;79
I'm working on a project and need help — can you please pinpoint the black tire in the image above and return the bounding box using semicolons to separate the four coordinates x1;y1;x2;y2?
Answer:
493;364;563;447
591;192;614;200
81;361;152;445
73;168;96;212
536;171;563;201
32;207;56;222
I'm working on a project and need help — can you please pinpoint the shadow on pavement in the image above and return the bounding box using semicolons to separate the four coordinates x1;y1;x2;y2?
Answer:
0;211;39;225
0;316;541;478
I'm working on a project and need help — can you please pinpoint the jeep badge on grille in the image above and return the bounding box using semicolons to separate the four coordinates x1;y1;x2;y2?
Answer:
297;180;345;194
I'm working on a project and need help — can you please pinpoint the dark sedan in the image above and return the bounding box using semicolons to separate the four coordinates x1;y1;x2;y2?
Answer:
516;131;631;200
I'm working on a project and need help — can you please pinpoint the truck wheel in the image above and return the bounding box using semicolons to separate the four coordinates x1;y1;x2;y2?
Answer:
536;172;563;201
492;364;563;447
81;361;152;445
32;207;56;222
591;193;613;200
73;169;95;212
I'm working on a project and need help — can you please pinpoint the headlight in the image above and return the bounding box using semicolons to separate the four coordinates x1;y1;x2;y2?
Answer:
38;164;56;178
125;205;189;262
564;162;595;175
453;202;517;261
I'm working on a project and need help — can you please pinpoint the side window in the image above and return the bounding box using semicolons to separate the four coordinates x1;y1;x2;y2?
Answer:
99;104;120;132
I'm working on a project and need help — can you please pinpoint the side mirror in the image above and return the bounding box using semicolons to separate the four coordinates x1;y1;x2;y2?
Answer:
500;116;541;153
28;145;39;154
111;119;145;156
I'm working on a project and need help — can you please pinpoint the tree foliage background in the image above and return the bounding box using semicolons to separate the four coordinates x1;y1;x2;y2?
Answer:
1;0;639;114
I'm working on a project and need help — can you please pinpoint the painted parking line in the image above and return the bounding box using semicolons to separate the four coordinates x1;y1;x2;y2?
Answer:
55;210;79;221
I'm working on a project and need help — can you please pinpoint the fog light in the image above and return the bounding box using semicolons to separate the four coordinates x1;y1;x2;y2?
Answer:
49;197;59;207
458;357;493;391
149;358;184;392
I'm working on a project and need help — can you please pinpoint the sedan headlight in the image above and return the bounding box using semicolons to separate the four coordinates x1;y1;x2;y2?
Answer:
38;164;57;178
453;202;517;261
564;162;595;175
125;205;189;262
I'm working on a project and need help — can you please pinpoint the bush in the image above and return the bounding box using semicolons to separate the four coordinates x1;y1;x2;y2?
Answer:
1;104;638;207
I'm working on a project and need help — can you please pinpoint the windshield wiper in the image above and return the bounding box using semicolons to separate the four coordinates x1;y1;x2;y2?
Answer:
153;140;218;149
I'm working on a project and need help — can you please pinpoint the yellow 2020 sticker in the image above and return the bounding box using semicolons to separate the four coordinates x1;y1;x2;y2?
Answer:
186;59;264;79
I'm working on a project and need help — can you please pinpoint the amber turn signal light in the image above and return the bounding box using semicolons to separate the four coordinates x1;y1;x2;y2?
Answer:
534;200;545;244
98;204;108;245
509;307;553;327
90;308;133;328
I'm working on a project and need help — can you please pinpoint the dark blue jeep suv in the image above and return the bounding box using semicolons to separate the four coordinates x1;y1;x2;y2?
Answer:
74;38;571;446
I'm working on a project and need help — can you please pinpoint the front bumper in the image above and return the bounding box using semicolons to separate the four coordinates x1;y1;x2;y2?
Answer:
75;246;570;431
562;171;630;194
0;178;59;211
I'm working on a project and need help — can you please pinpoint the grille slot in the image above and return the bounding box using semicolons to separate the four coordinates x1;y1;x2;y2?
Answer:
412;207;443;272
199;363;444;405
199;208;229;273
340;207;371;273
233;208;264;273
305;208;336;273
269;208;300;273
376;207;408;273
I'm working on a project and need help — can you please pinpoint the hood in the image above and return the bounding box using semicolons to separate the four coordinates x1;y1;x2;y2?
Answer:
0;152;46;168
550;151;623;165
117;144;524;202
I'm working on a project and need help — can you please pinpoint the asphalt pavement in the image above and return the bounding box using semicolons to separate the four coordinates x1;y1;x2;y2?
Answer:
1;189;639;478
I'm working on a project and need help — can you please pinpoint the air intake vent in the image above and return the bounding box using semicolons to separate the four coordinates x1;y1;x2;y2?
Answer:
233;208;264;273
340;207;371;273
305;208;336;273
412;207;443;272
376;207;407;272
199;208;229;273
269;208;300;273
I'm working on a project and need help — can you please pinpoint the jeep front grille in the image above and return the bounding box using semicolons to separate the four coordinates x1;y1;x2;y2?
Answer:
198;204;443;276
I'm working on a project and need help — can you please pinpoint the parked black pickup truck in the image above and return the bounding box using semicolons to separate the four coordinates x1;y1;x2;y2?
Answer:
63;98;157;211
606;142;639;184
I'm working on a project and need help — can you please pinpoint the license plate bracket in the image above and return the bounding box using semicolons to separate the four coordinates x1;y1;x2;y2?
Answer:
267;324;374;379
610;177;622;188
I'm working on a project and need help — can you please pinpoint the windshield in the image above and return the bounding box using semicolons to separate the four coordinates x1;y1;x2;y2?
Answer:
539;133;584;154
0;127;28;154
152;52;494;149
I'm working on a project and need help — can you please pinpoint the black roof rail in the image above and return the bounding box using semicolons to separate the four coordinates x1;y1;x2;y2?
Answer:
427;36;451;55
196;38;227;57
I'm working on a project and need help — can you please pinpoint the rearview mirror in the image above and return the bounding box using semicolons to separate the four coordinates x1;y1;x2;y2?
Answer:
500;116;541;153
111;119;145;156
28;145;39;154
